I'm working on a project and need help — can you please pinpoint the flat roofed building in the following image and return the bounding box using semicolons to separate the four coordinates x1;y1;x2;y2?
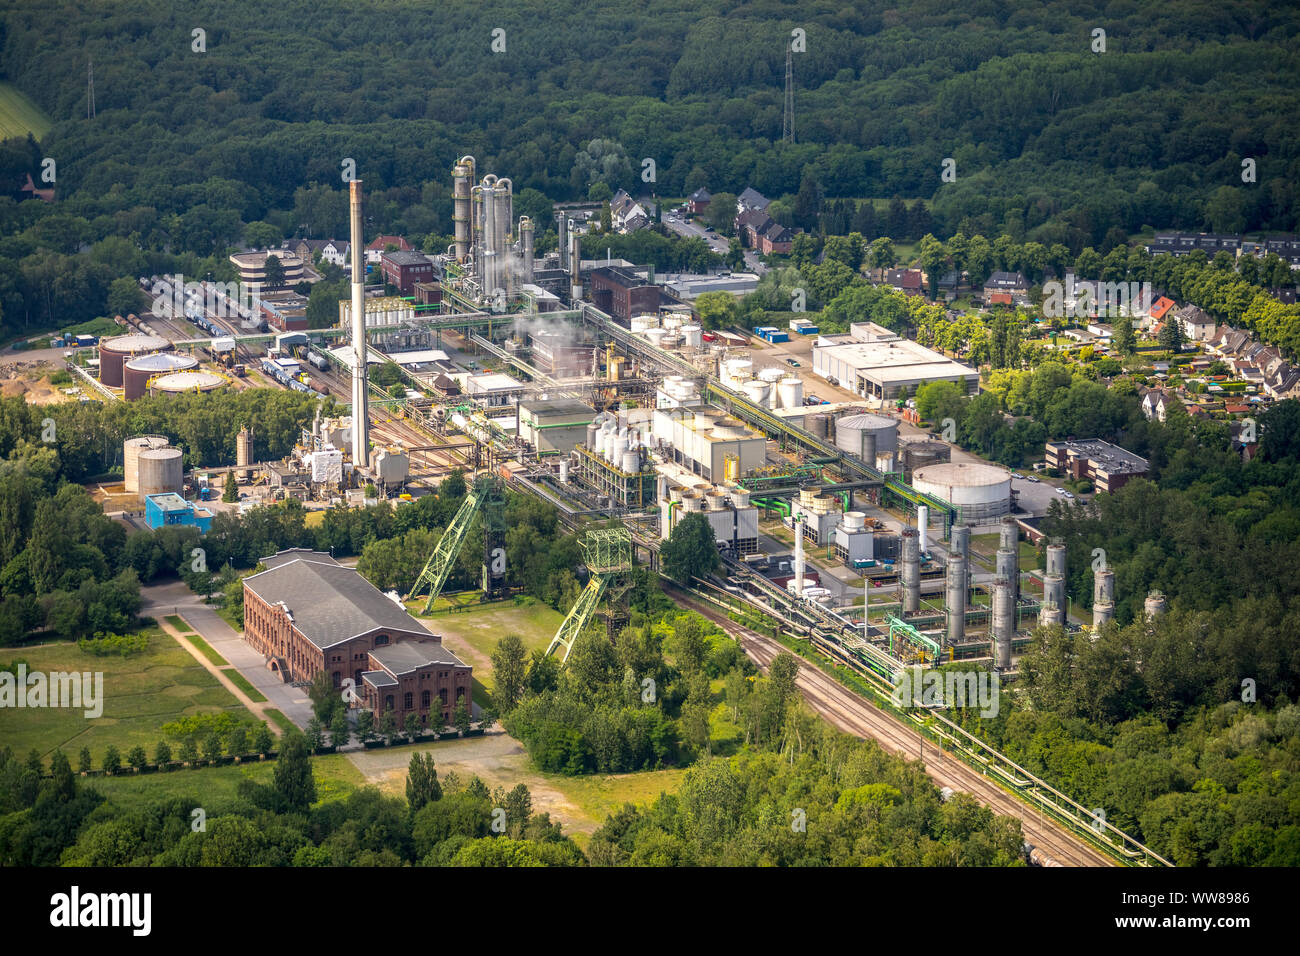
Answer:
465;372;525;407
1045;439;1149;493
651;406;766;481
813;338;978;400
588;266;661;323
144;493;213;533
518;399;594;454
229;249;306;286
242;552;469;709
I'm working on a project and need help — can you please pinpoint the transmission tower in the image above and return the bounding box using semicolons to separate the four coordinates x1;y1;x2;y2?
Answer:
782;43;794;144
87;59;96;120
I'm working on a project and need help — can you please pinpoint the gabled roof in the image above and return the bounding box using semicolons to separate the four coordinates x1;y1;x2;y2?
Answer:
737;187;770;211
370;640;466;675
1149;296;1176;319
367;235;411;252
244;556;430;649
689;187;712;202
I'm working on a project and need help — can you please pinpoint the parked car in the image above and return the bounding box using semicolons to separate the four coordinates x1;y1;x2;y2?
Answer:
1026;476;1040;483
1064;491;1076;499
1054;487;1067;495
785;358;800;367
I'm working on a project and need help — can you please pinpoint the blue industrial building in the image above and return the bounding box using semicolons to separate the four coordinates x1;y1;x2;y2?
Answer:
144;493;214;533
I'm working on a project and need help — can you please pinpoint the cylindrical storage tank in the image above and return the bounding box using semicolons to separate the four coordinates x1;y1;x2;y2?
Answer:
1093;601;1115;636
912;463;1011;524
644;328;668;349
946;554;966;645
123;352;198;400
1144;591;1167;620
900;439;951;479
1042;576;1066;626
138;447;183;499
558;459;569;484
758;366;784;383
917;504;929;553
1046;543;1067;579
993;576;1015;670
996;548;1018;595
807;414;829;439
149;370;227;395
1000;515;1019;554
835;413;899;457
124;435;170;494
621;448;641;475
100;334;171;387
729;487;750;508
900;528;920;614
740;379;770;407
843;511;866;531
586;421;599;449
1094;568;1115;606
776;377;803;410
236;427;254;481
681;325;702;348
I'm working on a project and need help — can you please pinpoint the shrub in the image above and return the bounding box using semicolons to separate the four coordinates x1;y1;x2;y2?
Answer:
77;632;149;656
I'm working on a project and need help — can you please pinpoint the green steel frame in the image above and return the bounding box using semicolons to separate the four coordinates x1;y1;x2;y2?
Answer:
885;613;942;662
406;476;504;613
545;529;632;663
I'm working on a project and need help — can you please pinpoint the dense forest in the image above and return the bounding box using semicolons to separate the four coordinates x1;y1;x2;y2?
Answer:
2;0;1298;338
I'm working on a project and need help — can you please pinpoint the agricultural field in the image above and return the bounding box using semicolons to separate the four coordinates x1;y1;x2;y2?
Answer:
0;81;52;140
1;628;258;768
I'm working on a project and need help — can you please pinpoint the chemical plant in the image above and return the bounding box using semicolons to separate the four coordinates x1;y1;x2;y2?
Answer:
68;160;1132;695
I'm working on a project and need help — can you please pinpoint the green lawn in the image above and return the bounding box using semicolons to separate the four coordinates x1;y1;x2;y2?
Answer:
3;629;257;769
88;753;364;813
264;708;296;734
224;669;267;703
0;82;53;140
187;633;229;667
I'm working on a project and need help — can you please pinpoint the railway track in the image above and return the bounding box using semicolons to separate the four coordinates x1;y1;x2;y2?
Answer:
671;588;1114;868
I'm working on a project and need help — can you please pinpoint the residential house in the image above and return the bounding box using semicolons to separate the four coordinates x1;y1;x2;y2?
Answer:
984;271;1029;295
1140;388;1170;423
884;268;924;297
610;189;653;233
295;239;350;268
736;187;771;216
366;235;413;264
1175;304;1215;341
687;188;712;214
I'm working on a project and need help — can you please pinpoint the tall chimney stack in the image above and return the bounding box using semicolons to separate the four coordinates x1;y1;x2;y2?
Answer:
349;179;369;469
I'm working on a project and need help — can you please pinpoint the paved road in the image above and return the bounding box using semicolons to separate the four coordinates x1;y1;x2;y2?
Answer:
141;579;315;729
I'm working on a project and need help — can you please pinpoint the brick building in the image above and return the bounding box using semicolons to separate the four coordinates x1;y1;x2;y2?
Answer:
588;265;661;323
1044;439;1149;493
381;250;435;296
242;550;471;727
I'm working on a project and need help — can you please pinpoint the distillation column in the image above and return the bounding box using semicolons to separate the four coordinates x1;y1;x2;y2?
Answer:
992;575;1014;670
1040;542;1067;627
945;550;966;646
899;527;920;615
1092;567;1115;637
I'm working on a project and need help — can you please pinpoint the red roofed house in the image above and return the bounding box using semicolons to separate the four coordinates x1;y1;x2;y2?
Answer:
366;235;413;264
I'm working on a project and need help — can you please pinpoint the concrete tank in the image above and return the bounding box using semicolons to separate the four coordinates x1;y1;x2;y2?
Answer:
807;414;829;439
1144;591;1167;620
124;435;170;494
99;334;171;387
835;413;898;459
236;427;254;481
1045;544;1067;578
137;446;184;499
123;352;198;400
913;462;1011;523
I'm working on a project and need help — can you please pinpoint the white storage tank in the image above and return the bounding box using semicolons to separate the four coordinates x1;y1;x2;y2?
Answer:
912;462;1012;523
621;447;641;474
757;366;784;384
777;377;803;409
124;435;171;494
681;325;703;348
740;379;770;407
835;413;899;457
644;328;668;349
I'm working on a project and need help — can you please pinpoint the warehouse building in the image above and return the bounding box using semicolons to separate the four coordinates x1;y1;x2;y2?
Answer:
380;250;436;296
1045;439;1149;493
588;265;661;323
518;400;595;454
144;493;213;533
243;550;471;727
813;338;979;400
651;406;766;482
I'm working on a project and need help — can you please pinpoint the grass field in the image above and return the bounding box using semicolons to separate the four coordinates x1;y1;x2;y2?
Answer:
428;598;566;707
185;633;229;667
89;753;364;813
264;708;295;734
0;82;53;140
1;629;257;768
224;669;267;703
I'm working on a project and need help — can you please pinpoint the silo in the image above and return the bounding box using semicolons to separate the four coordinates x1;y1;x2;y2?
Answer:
740;379;770;407
993;576;1015;670
621;446;642;475
124;435;170;494
1092;568;1115;635
807;414;829;439
1144;591;1167;620
138;446;184;499
236;427;254;481
900;439;950;480
900;528;920;614
776;377;803;409
123;352;198;400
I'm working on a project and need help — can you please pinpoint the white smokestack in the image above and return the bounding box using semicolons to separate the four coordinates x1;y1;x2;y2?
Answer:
349;179;369;469
917;504;928;553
